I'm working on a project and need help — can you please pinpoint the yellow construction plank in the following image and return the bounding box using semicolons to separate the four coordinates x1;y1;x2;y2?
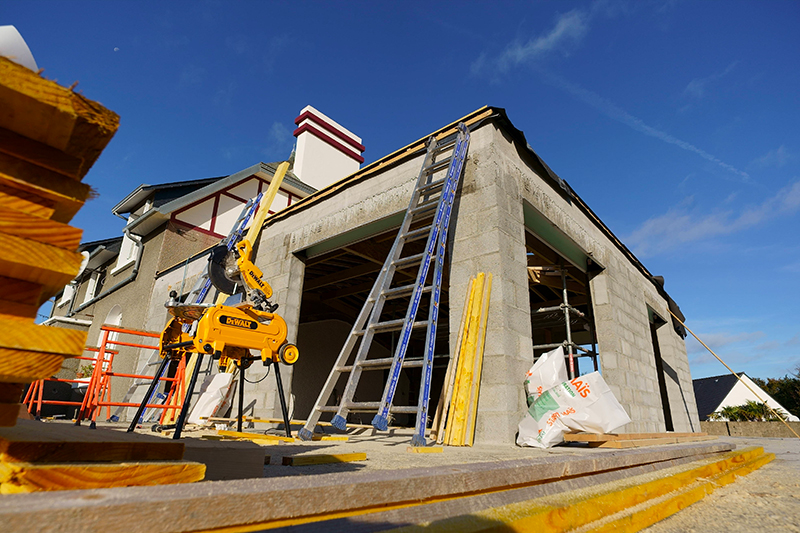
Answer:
217;430;295;443
0;460;205;494
0;231;84;293
590;436;717;449
0;206;82;249
390;447;770;533
407;446;443;454
282;453;367;466
0;183;55;219
565;432;707;442
312;435;348;441
0;56;119;178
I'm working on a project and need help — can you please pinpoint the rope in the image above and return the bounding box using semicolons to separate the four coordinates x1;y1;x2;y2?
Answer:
669;310;800;440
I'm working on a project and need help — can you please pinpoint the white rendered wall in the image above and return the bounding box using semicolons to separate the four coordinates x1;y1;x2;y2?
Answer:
717;374;799;421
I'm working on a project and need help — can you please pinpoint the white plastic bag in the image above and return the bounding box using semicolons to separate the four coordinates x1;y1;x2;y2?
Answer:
524;346;568;407
517;371;631;448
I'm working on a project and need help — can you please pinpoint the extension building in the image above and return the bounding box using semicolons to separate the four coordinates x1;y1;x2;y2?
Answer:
49;105;700;443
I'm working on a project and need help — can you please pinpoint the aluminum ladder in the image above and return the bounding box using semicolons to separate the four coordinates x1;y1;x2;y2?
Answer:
298;123;470;446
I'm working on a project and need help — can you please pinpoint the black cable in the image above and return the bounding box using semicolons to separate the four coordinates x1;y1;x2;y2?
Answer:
243;363;270;384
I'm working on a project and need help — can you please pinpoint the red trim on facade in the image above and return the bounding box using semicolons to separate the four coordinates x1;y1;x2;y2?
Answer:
221;191;248;204
292;123;365;164
171;218;226;239
209;195;220;235
294;110;365;152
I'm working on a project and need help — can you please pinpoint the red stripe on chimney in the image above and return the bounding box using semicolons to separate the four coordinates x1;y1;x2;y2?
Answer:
293;123;365;164
294;110;365;152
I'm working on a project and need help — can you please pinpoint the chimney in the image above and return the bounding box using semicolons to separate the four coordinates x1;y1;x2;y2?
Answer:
292;106;364;191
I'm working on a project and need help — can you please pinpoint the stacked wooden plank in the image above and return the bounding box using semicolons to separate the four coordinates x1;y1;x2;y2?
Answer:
564;431;716;448
0;55;119;425
0;420;205;493
431;272;492;446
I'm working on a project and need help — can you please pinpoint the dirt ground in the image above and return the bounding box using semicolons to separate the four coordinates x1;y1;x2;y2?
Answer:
643;436;800;533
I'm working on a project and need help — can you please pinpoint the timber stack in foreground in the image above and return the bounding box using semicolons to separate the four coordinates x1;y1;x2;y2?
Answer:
0;55;118;425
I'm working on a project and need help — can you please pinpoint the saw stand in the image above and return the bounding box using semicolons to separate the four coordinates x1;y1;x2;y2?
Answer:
232;355;293;436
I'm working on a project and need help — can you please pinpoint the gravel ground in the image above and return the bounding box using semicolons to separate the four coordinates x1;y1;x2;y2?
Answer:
643;436;800;533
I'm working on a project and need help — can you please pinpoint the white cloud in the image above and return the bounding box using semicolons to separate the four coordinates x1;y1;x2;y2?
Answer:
261;122;293;160
626;181;800;256
753;145;792;168
497;10;588;72
683;62;738;99
538;71;752;182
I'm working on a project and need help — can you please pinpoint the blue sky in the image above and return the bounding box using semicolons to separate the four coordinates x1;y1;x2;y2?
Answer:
5;1;798;380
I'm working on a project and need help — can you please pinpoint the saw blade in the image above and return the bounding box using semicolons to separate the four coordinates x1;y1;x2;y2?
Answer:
208;244;241;295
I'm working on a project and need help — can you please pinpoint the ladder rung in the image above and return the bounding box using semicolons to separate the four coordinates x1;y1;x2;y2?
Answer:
356;318;429;335
410;199;440;217
383;284;431;300
392;252;427;269
418;177;447;194
403;225;433;243
423;157;452;175
318;403;420;414
337;358;425;372
433;138;458;155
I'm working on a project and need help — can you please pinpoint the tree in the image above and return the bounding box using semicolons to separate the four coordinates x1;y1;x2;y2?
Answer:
709;400;787;422
752;366;800;418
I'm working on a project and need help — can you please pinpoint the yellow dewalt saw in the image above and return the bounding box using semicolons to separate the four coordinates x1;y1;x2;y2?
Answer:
127;163;298;439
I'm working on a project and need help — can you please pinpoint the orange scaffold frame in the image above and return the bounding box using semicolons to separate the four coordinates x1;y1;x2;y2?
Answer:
25;324;187;428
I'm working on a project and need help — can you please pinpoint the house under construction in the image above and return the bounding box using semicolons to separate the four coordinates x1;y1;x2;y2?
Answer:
49;105;700;444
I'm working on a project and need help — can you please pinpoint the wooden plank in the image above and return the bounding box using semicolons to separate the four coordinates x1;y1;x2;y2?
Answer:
0;403;21;427
0;232;83;296
0;298;38;321
0;183;55;219
0;206;82;249
564;432;708;443
0;57;119;178
182;438;265;481
0;319;86;356
312;435;348;442
217;430;295;443
0;383;24;403
0;127;83;180
591;435;717;449
0;350;69;383
407;446;443;454
466;273;492;446
0;276;43;306
0;419;185;463
0;460;204;494
281;453;367;466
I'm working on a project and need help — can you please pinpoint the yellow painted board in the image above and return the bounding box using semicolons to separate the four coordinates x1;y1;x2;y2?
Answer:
0;460;205;494
282;453;367;466
312;435;348;441
447;273;484;446
218;430;295;443
390;447;769;533
443;275;479;446
466;273;491;447
407;446;443;454
583;452;775;533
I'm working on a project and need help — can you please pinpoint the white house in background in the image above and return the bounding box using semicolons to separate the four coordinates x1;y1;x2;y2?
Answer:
693;372;799;421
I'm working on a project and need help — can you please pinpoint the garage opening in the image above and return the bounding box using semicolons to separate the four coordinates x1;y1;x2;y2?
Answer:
293;215;450;429
525;230;600;378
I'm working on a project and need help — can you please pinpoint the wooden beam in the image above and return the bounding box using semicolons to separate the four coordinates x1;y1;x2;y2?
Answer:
527;268;585;294
0;321;87;382
281;452;367;466
0;183;55;219
564;432;708;442
0;276;42;305
0;57;119;179
0;460;204;493
0;232;83;294
0;419;185;463
304;262;380;291
0;206;82;249
0;127;83;180
0;171;89;224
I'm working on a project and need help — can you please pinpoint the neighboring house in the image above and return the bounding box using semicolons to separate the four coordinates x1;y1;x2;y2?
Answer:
46;106;360;404
48;104;702;444
693;373;799;422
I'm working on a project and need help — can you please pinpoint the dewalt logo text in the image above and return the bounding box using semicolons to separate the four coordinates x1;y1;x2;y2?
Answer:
220;315;258;330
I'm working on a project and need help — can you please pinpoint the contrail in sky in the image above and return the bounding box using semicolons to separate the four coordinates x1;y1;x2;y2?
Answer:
538;69;752;183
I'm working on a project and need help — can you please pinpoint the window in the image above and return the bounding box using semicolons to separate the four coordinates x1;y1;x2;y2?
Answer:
112;215;138;274
82;271;103;304
57;283;75;307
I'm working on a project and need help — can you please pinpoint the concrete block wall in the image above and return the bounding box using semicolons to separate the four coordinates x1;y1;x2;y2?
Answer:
246;119;700;439
484;123;699;433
